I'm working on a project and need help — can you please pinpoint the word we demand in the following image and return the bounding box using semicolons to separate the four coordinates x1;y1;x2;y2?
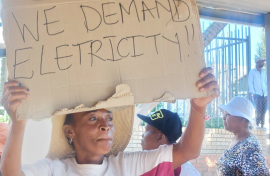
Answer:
2;0;204;120
7;0;193;80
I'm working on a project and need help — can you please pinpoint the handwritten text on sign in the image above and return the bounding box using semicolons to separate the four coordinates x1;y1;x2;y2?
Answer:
3;0;205;119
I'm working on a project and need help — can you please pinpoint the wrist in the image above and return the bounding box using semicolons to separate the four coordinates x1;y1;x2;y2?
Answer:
12;119;28;128
191;99;207;111
190;100;210;120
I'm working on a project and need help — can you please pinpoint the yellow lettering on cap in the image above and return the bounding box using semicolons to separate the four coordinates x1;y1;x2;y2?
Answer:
150;110;164;120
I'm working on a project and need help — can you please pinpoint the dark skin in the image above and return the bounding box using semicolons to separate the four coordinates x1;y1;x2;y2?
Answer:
63;109;114;164
256;60;265;73
222;112;251;149
141;124;170;151
0;67;219;175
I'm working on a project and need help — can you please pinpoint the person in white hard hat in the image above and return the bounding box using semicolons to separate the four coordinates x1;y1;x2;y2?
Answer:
216;96;269;176
248;57;268;130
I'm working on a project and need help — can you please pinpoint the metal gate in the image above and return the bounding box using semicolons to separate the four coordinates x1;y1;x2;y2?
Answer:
204;23;251;128
152;22;251;128
0;22;252;127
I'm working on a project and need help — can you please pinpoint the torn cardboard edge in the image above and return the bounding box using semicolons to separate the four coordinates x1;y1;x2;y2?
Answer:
5;0;206;120
154;93;176;103
53;84;186;117
17;83;209;121
54;84;135;116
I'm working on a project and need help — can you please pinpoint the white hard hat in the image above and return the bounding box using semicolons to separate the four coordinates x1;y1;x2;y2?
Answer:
219;96;255;126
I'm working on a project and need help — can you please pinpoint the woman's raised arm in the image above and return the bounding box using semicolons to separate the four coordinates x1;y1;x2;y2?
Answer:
0;80;29;176
173;67;219;168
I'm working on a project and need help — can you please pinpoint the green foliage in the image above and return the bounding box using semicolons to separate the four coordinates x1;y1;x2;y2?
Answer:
151;103;163;113
180;116;224;128
138;102;224;129
206;117;224;129
0;116;9;123
254;31;266;67
0;109;9;123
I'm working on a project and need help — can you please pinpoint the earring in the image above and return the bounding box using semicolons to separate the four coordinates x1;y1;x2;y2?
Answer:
69;138;73;144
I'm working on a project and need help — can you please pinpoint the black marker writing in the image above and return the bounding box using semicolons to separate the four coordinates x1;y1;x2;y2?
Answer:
44;6;64;36
55;44;72;70
155;0;171;18
142;1;156;21
146;33;161;54
102;2;119;25
192;24;194;40
73;40;92;65
127;35;144;57
185;25;190;45
172;0;180;20
14;47;34;79
119;0;140;23
104;36;122;61
117;37;130;58
12;12;39;43
80;5;102;32
40;45;55;75
89;40;106;66
162;33;181;62
168;0;190;22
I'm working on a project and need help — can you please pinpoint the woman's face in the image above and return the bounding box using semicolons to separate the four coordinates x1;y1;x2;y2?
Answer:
66;109;114;156
222;112;243;132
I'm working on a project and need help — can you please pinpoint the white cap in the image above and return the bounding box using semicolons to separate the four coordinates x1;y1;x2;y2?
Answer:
255;57;266;63
219;96;255;126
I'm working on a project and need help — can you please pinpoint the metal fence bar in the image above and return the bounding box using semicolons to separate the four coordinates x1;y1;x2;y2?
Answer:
228;26;232;101
205;41;248;52
215;37;248;41
241;26;244;96
238;29;241;96
152;22;251;129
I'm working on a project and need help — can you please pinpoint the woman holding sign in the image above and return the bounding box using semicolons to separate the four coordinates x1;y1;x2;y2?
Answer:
0;67;219;176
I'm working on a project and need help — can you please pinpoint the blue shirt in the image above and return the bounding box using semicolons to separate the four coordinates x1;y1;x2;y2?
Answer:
248;68;268;96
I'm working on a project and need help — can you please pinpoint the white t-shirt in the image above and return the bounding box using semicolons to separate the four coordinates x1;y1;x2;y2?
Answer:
22;145;174;176
180;162;200;176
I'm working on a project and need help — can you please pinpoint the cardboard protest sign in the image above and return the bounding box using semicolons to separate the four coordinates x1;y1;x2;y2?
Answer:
2;0;206;120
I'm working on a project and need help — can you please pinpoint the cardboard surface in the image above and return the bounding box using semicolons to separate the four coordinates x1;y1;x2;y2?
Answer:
2;0;206;120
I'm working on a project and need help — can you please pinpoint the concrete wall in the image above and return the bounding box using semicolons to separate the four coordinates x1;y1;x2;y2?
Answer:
125;127;270;176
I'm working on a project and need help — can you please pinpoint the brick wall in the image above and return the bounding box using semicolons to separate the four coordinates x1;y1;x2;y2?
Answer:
201;128;269;155
125;126;144;152
125;126;270;176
